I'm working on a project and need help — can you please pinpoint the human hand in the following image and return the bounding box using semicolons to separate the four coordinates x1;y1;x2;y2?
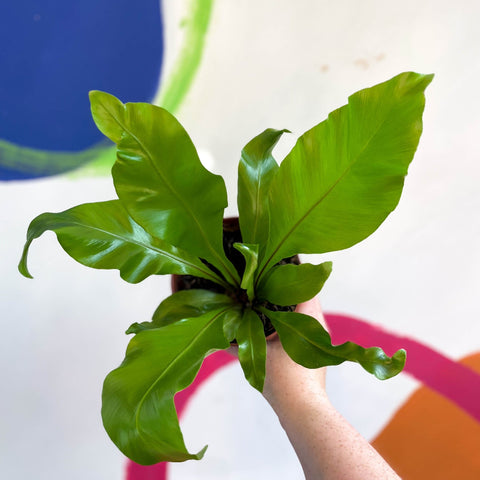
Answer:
261;297;330;410
228;297;329;404
232;298;401;480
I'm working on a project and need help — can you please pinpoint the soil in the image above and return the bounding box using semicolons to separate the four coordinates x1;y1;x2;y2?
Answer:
172;218;299;339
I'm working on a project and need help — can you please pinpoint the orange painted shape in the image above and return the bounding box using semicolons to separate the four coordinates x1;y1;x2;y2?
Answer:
372;353;480;479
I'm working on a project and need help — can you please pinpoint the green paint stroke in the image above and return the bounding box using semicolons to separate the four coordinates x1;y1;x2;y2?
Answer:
0;137;115;179
0;0;216;179
155;0;215;113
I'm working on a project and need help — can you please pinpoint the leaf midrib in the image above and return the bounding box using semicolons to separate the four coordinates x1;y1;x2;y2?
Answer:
258;104;394;282
105;102;236;285
271;313;353;363
271;312;394;371
55;217;221;283
241;312;262;383
134;308;229;433
250;153;272;242
241;146;277;244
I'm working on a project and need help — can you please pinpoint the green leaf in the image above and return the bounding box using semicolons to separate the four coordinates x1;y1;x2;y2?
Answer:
238;129;288;245
222;306;243;342
102;308;230;465
18;200;226;285
152;290;235;327
126;290;236;335
258;72;433;279
89;91;239;287
125;322;154;335
236;309;267;391
89;90;125;143
233;243;259;301
257;262;332;306
264;310;406;380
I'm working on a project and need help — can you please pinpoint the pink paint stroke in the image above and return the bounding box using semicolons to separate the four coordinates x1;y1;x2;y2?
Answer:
127;313;480;479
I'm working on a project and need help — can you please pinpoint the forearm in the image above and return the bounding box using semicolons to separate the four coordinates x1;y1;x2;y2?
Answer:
265;388;401;480
261;300;400;480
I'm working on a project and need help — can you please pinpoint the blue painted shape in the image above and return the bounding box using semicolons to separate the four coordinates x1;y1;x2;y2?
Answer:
0;165;39;181
0;0;163;179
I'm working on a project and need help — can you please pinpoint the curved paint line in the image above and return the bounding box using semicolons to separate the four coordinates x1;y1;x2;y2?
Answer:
154;0;215;113
126;312;480;479
126;350;236;480
371;353;480;479
325;313;480;422
0;139;114;181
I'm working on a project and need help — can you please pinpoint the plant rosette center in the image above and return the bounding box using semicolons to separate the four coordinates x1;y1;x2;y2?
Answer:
171;217;299;340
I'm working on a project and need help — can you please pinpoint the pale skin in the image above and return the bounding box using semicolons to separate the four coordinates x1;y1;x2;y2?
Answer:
234;298;401;480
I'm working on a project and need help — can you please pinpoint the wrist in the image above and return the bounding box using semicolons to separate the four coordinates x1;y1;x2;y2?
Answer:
262;373;331;421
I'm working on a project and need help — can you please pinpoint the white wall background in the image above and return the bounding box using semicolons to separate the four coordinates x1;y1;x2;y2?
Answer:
2;1;479;478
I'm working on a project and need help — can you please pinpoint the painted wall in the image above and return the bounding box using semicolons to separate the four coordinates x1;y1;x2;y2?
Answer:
2;1;479;478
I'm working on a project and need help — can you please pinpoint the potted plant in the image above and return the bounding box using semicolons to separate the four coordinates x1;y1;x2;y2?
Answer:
19;71;432;465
